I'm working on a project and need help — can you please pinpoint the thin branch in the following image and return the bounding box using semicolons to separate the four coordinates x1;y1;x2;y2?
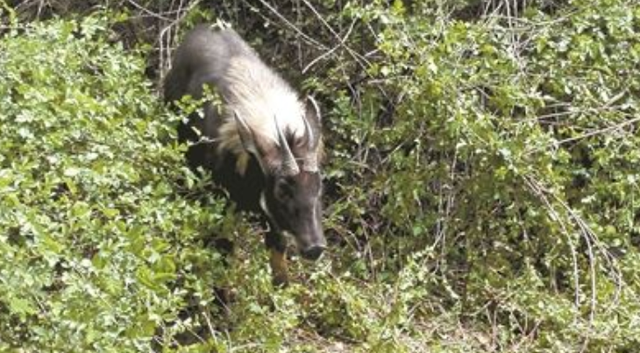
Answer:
127;0;174;21
302;17;358;73
158;0;198;81
553;116;640;146
300;0;371;70
253;0;328;50
523;176;581;307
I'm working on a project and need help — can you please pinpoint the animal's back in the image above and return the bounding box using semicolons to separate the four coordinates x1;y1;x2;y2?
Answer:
164;25;257;103
164;26;281;211
166;25;306;151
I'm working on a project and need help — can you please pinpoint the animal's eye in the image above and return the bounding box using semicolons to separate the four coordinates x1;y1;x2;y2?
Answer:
275;179;290;199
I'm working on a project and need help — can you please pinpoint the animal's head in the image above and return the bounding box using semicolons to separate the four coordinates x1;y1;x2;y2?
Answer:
235;97;326;260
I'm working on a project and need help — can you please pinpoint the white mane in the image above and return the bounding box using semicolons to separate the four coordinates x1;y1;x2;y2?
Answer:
217;56;306;160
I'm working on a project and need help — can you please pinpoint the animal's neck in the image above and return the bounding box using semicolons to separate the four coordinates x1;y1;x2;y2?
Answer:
225;57;306;143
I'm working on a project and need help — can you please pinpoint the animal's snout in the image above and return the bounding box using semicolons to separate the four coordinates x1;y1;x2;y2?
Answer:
301;244;326;261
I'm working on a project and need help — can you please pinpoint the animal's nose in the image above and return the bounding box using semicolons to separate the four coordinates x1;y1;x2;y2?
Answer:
301;244;326;261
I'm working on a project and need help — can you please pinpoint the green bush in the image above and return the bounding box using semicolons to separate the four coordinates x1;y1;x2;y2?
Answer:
322;0;640;350
0;16;233;351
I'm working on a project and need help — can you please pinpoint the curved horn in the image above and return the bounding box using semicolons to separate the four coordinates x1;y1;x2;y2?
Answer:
302;115;315;150
306;95;322;124
274;115;300;175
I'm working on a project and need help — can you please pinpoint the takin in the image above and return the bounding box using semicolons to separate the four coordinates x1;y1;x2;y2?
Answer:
164;24;326;286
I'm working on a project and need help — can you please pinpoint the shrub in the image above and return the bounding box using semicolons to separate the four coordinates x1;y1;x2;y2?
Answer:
0;16;234;351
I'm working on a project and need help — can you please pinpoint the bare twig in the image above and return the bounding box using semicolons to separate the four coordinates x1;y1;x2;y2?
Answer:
524;172;624;352
523;176;581;307
127;0;174;21
552;115;640;146
299;0;371;71
158;0;198;81
303;17;358;73
253;0;328;50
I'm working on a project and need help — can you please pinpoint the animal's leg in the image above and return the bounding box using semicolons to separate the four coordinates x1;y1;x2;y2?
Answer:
265;230;289;286
211;237;235;308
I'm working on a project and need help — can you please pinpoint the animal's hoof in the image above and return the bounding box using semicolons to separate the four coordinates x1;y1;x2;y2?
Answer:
301;244;325;261
272;274;290;288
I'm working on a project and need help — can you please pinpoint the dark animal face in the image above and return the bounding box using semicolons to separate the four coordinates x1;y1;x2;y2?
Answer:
235;96;325;260
262;172;325;260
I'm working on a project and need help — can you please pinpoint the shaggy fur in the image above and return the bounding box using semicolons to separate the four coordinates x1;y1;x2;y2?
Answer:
165;25;309;173
164;24;326;282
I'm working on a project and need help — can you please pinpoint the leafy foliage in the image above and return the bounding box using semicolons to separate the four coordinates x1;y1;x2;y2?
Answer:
1;0;640;352
0;16;232;351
